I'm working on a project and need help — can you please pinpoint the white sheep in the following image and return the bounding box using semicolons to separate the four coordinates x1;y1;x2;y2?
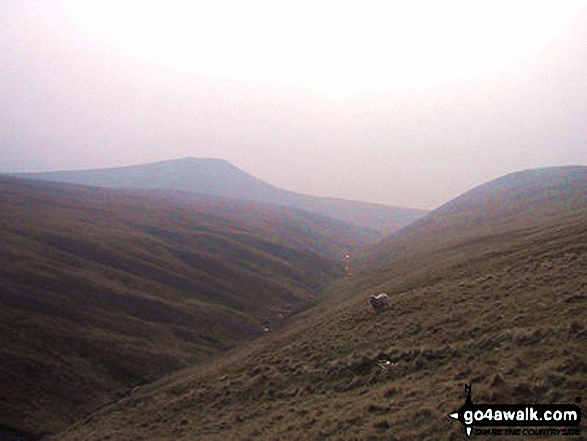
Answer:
369;293;389;312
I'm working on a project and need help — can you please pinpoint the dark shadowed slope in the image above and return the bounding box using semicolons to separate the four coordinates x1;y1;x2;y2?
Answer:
135;188;381;259
55;166;586;440
12;157;427;235
0;176;374;438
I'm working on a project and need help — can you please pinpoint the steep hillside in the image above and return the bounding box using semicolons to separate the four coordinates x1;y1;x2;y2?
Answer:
55;166;587;440
0;176;374;438
12;157;427;235
135;188;381;259
361;165;587;272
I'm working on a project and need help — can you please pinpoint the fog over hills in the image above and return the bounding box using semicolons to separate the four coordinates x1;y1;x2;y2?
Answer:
0;176;376;438
13;157;428;235
54;165;587;440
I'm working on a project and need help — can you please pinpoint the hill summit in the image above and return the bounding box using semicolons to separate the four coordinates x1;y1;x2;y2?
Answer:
16;158;282;200
13;157;427;235
361;165;587;269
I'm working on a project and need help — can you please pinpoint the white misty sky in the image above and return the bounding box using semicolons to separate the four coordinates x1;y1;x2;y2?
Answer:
1;1;586;209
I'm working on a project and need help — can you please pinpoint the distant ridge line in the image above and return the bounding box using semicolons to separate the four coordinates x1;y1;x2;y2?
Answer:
11;157;428;235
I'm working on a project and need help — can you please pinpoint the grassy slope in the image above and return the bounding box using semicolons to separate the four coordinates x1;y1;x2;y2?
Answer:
0;177;375;438
361;166;587;268
54;166;587;440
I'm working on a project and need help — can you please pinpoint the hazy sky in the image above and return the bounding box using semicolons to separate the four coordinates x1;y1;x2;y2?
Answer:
1;1;586;209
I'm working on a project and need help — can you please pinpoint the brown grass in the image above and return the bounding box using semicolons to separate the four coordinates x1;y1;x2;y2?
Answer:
53;168;587;440
0;176;375;437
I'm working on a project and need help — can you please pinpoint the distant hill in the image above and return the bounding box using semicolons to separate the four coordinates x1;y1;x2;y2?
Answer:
13;157;427;235
0;176;376;438
54;166;587;440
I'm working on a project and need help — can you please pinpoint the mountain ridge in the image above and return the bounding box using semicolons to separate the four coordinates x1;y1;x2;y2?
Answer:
11;157;428;235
